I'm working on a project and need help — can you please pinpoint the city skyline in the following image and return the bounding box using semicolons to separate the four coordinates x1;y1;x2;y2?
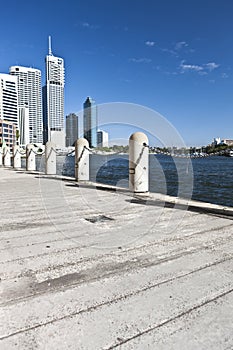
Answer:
0;1;233;146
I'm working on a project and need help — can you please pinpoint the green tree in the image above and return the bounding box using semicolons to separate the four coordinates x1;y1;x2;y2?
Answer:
16;129;20;145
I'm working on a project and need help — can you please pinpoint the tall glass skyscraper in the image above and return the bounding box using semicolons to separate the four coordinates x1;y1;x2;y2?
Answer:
43;36;65;147
10;66;43;144
83;97;97;148
66;113;78;147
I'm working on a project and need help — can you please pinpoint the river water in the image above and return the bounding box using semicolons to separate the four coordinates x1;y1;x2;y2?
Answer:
32;154;233;208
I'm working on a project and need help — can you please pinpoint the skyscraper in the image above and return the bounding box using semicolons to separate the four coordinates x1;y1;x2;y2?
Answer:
43;36;65;148
83;97;97;148
0;74;18;125
0;74;18;149
10;66;43;144
66;113;78;147
97;130;109;147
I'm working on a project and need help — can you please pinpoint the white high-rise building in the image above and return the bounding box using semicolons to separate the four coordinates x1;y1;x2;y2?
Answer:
0;74;18;125
0;74;18;149
43;36;65;148
9;66;43;145
18;106;30;145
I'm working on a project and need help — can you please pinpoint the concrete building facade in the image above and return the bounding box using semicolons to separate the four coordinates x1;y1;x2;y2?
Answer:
10;66;43;145
0;120;16;149
0;74;18;149
18;106;30;146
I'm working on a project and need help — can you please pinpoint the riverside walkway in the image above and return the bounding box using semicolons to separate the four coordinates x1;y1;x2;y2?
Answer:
1;166;233;349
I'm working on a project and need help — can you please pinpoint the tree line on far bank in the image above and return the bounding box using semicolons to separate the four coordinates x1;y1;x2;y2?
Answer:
96;143;233;155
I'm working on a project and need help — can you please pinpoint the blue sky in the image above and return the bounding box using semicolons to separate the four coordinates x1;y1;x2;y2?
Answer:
0;0;233;146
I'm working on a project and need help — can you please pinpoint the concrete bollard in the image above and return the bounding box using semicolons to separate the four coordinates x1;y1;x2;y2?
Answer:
3;146;11;167
129;132;149;193
75;138;89;181
13;145;21;169
45;142;56;175
26;144;36;171
0;147;2;166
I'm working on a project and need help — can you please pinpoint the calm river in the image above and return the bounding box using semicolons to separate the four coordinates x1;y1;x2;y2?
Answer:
32;154;233;208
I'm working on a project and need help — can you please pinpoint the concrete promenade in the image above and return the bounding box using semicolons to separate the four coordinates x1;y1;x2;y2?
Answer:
1;167;233;349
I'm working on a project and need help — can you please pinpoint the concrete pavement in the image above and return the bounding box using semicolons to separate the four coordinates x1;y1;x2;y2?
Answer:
1;167;233;349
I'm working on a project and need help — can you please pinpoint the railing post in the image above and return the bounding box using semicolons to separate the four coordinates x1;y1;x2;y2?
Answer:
75;138;89;181
26;144;36;171
13;145;21;169
129;132;149;193
3;146;11;167
45;142;56;175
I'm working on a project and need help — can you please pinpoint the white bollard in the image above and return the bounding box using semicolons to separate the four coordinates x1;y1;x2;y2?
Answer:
75;138;89;181
13;145;21;169
0;147;2;166
129;132;149;193
3;146;11;167
45;142;56;175
26;144;36;171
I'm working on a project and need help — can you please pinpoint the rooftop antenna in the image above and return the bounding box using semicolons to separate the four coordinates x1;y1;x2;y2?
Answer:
48;35;53;56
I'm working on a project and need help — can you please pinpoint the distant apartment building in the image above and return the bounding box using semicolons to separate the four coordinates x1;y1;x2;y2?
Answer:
212;138;233;147
43;37;65;148
10;66;43;145
0;120;16;150
212;137;221;146
66;113;78;147
221;139;233;146
83;97;97;148
0;74;18;149
97;130;109;147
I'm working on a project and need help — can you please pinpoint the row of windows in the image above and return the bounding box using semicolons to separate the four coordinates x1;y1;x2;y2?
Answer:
2;101;17;106
2;91;17;97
